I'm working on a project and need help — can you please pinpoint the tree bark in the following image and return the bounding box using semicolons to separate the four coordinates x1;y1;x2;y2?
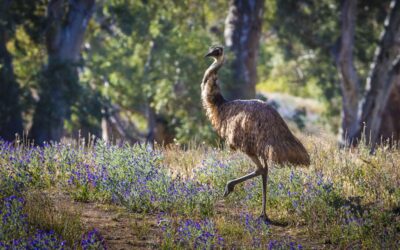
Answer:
350;0;400;146
101;102;148;144
335;0;361;145
379;78;400;144
0;27;23;141
224;0;264;100
30;0;95;145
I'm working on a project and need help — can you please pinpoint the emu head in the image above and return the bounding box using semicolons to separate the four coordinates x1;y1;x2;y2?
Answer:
205;46;224;60
202;45;224;88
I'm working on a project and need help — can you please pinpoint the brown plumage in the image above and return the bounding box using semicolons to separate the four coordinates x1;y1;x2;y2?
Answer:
202;46;310;221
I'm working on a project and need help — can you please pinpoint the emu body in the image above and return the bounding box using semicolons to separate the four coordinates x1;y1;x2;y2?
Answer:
202;46;310;221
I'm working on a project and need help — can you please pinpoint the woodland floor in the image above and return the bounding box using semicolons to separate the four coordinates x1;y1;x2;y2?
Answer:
47;191;160;249
45;190;331;249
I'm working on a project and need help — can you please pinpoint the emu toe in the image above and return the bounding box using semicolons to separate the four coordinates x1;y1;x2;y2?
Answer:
223;182;234;197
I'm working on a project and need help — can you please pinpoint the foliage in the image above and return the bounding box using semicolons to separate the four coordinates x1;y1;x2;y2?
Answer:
64;142;217;215
159;217;224;249
240;212;270;247
81;229;107;250
23;191;84;246
81;0;228;143
0;195;66;249
0;194;107;249
2;2;400;247
0;195;28;242
262;0;392;132
1;0;398;142
1;136;399;248
2;1;224;143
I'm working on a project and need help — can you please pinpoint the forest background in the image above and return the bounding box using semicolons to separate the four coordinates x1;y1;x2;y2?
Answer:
1;0;399;148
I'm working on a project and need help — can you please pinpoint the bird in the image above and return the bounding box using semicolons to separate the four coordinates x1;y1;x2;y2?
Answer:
202;45;310;222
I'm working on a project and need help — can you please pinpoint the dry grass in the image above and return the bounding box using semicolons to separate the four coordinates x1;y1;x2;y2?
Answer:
23;190;84;246
158;133;400;248
3;133;399;248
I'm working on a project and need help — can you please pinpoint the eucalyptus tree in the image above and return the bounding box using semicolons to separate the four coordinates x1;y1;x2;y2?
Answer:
30;0;96;145
84;0;227;144
274;0;399;146
224;0;265;100
351;0;400;146
0;0;25;140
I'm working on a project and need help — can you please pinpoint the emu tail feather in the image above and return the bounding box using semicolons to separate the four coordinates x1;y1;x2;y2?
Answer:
265;138;310;167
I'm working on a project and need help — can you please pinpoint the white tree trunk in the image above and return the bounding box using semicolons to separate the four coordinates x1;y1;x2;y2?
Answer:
351;0;400;146
224;0;264;100
335;0;360;145
30;0;95;144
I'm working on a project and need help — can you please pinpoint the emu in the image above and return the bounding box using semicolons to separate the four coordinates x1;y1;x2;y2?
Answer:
202;46;310;222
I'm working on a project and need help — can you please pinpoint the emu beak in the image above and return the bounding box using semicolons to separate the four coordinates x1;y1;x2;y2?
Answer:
205;51;213;58
205;50;217;58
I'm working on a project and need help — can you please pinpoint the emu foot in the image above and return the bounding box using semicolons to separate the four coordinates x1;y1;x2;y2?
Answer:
259;213;272;224
259;214;288;227
223;181;234;197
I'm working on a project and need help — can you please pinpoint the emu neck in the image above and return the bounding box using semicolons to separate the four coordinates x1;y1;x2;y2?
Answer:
201;57;226;127
202;57;224;84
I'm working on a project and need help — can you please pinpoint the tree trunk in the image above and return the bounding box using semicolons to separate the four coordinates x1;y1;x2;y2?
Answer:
224;0;264;100
335;0;361;145
379;78;400;144
30;0;95;145
0;27;23;141
100;102;145;144
350;0;400;146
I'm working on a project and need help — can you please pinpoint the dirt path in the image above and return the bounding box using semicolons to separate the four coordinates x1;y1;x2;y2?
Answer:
78;203;160;249
215;200;330;249
45;192;328;249
48;192;161;250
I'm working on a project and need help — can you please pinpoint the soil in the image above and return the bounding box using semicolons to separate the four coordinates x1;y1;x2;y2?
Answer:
48;192;161;250
45;191;329;250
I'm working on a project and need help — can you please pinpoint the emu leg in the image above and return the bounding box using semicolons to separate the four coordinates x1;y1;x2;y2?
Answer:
260;169;271;222
223;156;264;197
223;170;262;197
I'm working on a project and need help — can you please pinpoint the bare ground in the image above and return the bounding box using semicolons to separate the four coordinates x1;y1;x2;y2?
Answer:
47;192;161;250
44;191;329;250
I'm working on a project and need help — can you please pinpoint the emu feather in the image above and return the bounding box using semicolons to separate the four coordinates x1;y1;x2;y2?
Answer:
201;46;310;222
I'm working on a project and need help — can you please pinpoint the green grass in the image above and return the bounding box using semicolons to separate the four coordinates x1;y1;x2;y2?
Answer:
23;190;84;247
1;135;399;248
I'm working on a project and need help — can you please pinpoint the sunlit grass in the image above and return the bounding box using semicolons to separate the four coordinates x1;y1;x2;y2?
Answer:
23;190;84;247
1;135;399;248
